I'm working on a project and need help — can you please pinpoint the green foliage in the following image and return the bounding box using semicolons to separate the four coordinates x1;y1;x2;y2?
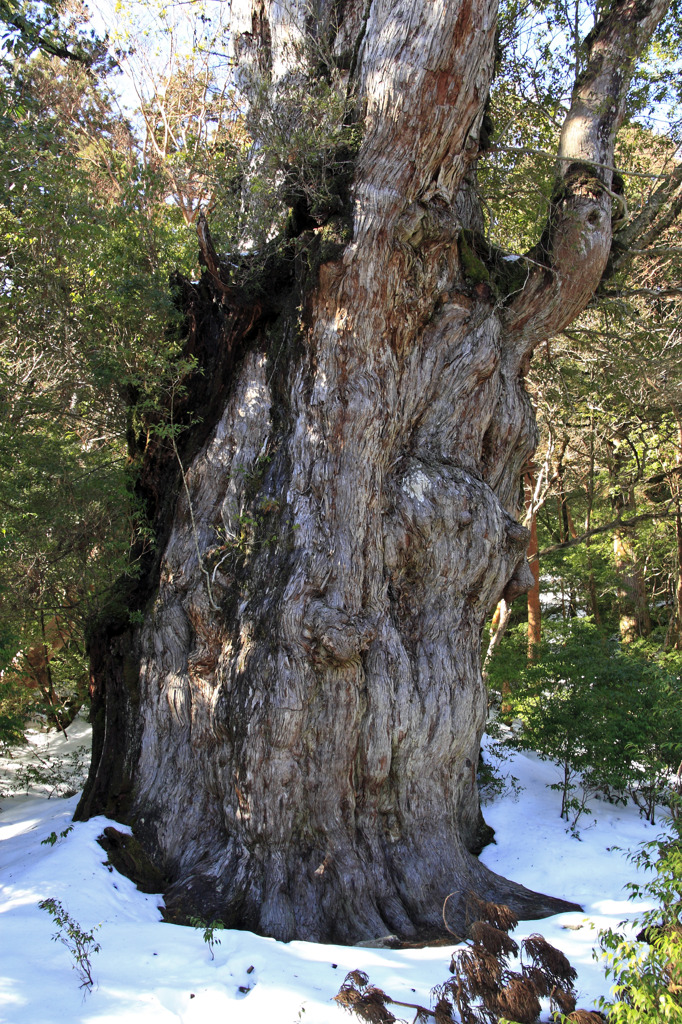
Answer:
0;46;202;735
482;4;682;653
39;897;101;990
189;916;225;960
41;825;74;846
597;817;682;1022
0;0;109;67
489;621;682;827
529;330;682;639
13;746;89;798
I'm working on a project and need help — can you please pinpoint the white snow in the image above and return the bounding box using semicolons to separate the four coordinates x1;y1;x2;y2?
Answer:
0;721;661;1023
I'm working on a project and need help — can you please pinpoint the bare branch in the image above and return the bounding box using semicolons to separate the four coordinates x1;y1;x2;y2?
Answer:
626;247;682;256
482;598;512;682
598;286;682;298
487;144;671;180
523;432;555;526
533;505;676;561
611;159;682;260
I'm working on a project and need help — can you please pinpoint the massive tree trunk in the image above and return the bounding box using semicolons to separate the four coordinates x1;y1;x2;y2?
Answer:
77;0;669;942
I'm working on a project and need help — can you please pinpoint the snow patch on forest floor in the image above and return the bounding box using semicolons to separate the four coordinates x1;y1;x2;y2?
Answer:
0;721;660;1023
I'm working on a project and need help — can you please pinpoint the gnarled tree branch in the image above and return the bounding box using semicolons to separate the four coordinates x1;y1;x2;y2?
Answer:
503;0;671;361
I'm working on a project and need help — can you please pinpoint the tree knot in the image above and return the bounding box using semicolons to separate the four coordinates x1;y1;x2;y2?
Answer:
301;599;377;663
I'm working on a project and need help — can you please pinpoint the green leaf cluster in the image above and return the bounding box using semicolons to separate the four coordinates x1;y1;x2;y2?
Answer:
0;49;200;737
0;0;110;68
490;621;682;826
597;816;682;1022
38;896;101;991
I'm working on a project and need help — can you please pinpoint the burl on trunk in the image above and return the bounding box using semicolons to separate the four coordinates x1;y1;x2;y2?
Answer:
77;0;670;942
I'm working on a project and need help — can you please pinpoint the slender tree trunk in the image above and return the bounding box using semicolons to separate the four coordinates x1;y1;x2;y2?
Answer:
555;438;571;545
613;526;652;640
525;472;541;659
77;0;671;942
585;417;602;625
555;439;580;616
673;415;682;648
483;598;513;716
19;610;77;732
610;445;652;641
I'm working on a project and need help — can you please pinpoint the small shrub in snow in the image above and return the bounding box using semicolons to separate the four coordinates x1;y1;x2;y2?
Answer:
14;746;89;798
41;826;74;847
39;897;101;991
488;621;682;828
190;916;225;959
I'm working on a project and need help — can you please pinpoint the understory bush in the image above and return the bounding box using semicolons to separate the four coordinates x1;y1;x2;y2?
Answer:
39;897;101;991
597;816;682;1022
487;621;682;828
0;624;89;745
190;916;225;960
478;734;524;806
0;674;41;749
10;746;89;799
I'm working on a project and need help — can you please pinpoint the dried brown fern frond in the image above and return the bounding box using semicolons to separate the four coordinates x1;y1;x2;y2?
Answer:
433;995;455;1024
521;963;553;997
465;892;519;933
346;970;370;988
469;920;519;957
333;984;397;1023
522;932;578;985
449;945;503;999
565;1011;605;1023
335;986;362;1010
551;983;578;1014
432;980;457;1004
491;973;542;1023
438;971;470;1018
459;1006;497;1024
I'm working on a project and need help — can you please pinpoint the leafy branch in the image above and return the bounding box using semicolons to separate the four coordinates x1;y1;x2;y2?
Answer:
39;898;101;991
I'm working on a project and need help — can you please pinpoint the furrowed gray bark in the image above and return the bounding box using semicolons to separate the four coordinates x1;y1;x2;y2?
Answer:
78;0;669;942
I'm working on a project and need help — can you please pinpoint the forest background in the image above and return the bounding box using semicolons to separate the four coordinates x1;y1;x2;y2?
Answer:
1;0;682;1019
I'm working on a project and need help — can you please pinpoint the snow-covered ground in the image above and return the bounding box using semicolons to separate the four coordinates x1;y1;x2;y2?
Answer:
0;720;660;1023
